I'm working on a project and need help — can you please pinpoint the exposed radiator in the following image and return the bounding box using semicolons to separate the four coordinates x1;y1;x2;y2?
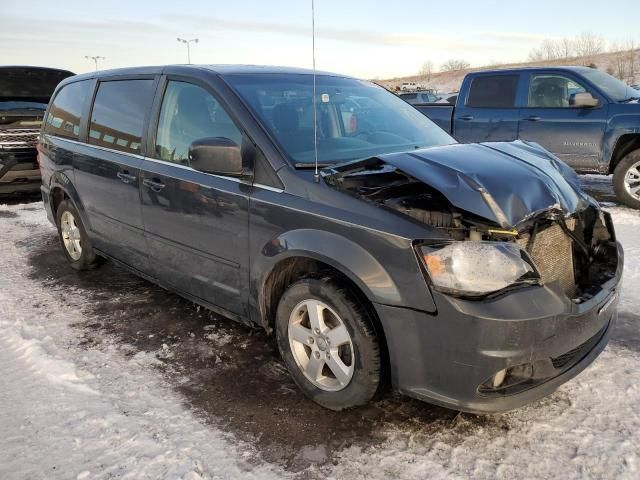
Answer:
517;219;576;297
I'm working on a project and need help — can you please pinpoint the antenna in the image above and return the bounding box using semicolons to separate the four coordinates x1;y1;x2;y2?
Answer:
311;0;320;183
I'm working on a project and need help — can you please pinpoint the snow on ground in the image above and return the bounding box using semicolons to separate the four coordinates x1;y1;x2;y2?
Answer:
0;205;285;480
0;199;639;480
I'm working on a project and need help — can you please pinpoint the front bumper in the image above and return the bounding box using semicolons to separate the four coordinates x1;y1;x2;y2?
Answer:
376;241;623;414
0;152;41;195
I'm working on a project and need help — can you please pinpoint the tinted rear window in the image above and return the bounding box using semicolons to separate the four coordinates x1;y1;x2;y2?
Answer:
44;80;92;140
89;79;155;154
467;75;519;108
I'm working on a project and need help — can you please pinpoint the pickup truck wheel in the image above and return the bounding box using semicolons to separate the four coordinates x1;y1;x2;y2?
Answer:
275;276;382;411
56;200;102;270
613;149;640;209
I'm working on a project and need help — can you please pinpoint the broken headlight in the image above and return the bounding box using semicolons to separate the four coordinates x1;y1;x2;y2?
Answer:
417;242;539;297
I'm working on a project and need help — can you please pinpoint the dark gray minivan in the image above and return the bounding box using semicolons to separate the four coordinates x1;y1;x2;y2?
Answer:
39;65;623;413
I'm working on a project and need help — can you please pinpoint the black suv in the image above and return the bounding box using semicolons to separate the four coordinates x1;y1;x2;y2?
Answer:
39;65;622;413
1;66;73;195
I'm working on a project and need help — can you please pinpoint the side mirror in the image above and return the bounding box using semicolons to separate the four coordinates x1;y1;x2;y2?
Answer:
572;92;599;108
189;137;246;177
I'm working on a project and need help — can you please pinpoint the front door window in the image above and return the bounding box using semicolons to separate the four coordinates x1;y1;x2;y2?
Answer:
155;81;242;165
528;75;588;108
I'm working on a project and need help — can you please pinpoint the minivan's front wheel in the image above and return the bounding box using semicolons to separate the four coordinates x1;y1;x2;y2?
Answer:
275;276;382;410
613;149;640;209
56;200;101;270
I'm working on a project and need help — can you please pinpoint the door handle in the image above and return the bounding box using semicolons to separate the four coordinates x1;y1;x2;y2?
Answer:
116;171;137;184
460;114;474;121
524;115;542;122
142;178;166;192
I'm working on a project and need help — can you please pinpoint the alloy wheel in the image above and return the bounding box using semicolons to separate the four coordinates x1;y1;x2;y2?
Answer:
624;160;640;201
287;299;355;391
60;210;82;260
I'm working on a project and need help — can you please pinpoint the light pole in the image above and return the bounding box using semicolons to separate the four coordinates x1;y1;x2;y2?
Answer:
84;55;105;71
177;37;199;64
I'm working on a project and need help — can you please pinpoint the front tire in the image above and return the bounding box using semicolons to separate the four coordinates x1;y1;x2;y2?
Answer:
56;199;102;270
613;149;640;209
275;276;383;411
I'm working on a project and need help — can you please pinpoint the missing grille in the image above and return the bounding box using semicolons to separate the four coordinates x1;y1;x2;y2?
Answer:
517;219;576;297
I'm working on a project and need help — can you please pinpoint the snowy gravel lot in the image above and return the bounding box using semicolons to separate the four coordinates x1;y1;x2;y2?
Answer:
1;175;639;480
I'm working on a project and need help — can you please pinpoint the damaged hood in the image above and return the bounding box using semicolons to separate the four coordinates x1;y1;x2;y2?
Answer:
372;141;592;228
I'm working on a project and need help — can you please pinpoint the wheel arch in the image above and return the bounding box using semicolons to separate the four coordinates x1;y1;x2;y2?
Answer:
259;253;392;389
609;133;640;174
253;229;403;332
47;171;91;229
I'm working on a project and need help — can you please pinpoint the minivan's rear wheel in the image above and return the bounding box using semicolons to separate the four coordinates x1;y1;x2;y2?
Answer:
56;200;101;270
613;149;640;209
275;276;382;410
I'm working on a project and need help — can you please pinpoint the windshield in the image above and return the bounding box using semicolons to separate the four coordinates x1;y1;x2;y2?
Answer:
580;69;640;102
225;74;455;165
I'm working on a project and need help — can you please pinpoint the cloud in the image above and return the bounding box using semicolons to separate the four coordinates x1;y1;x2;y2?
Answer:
0;12;572;78
0;12;545;55
0;15;174;45
167;14;481;50
477;31;562;43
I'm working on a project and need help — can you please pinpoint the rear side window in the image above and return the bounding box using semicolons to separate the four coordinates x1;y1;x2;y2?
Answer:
89;79;155;154
44;80;91;140
467;75;519;108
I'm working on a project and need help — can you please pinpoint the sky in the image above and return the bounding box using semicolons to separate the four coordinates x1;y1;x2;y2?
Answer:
1;0;639;79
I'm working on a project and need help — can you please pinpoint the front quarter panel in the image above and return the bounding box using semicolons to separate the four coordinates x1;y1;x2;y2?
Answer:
248;181;442;327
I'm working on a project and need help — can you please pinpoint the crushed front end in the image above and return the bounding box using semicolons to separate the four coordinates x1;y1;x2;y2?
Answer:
323;141;623;413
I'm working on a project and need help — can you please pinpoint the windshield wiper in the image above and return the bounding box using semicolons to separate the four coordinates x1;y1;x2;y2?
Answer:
294;162;335;169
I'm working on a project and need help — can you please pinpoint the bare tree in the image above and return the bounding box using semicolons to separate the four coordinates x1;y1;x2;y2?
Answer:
419;61;434;83
610;43;628;80
542;39;564;60
528;47;544;62
573;32;605;62
528;37;574;62
440;59;470;72
627;39;638;80
559;38;574;58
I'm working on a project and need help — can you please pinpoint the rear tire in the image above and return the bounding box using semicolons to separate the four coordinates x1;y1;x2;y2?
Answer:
613;149;640;209
275;276;382;411
56;199;102;270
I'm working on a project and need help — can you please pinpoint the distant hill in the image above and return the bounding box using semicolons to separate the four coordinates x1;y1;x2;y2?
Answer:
378;49;640;94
